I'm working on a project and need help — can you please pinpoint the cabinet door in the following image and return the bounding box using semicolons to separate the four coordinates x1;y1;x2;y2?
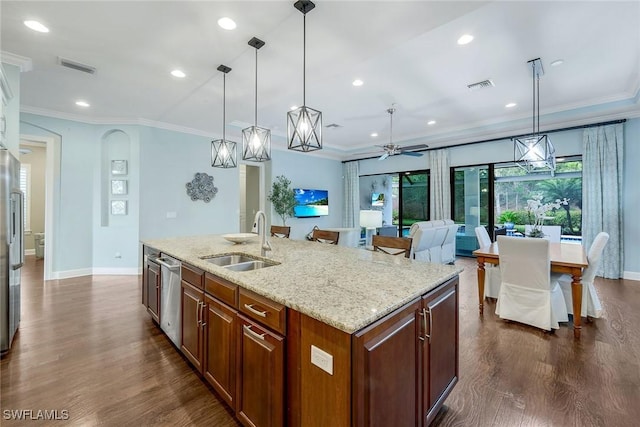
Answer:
353;299;421;427
421;278;458;426
236;315;284;427
181;281;204;372
146;261;160;323
203;295;237;410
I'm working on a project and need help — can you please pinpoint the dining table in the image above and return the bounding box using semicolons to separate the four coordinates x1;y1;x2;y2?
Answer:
473;241;588;338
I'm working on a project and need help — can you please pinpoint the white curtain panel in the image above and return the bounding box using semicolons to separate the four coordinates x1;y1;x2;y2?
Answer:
429;149;451;220
582;123;624;279
342;161;360;227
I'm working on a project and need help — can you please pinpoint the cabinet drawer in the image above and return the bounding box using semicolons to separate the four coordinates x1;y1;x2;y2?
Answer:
205;273;238;307
239;289;286;335
181;263;204;290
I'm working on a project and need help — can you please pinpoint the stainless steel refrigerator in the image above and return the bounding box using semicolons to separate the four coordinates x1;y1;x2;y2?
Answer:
1;149;23;354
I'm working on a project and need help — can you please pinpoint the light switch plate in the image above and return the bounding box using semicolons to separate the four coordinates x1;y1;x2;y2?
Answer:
166;211;177;219
311;345;333;375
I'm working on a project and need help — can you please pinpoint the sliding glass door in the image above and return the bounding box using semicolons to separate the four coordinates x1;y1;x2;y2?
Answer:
394;170;429;236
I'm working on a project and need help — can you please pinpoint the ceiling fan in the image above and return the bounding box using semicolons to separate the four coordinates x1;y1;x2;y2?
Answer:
375;107;428;161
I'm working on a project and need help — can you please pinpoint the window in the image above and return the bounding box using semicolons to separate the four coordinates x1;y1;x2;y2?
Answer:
494;158;582;236
20;164;31;232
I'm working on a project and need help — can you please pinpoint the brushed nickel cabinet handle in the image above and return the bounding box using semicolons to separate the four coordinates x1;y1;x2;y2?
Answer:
200;301;206;327
244;303;268;318
243;324;266;341
418;310;426;342
424;308;432;343
196;301;202;326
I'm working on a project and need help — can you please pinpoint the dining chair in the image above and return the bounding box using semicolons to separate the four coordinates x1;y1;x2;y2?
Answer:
495;236;569;331
474;226;502;299
270;225;291;238
372;235;412;258
558;232;609;319
311;229;340;245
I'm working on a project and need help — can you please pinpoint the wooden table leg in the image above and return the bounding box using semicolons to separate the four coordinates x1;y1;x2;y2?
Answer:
571;268;583;339
477;257;485;315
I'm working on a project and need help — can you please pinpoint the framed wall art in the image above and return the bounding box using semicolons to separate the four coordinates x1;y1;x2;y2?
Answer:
111;160;128;175
111;179;128;195
110;200;128;215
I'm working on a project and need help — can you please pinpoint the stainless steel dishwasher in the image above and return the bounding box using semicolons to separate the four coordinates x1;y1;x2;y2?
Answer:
156;255;181;347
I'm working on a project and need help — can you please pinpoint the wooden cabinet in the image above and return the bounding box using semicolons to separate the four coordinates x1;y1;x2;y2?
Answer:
203;294;237;410
353;299;421;427
352;276;458;427
181;263;205;372
236;314;285;427
420;277;458;426
146;258;160;323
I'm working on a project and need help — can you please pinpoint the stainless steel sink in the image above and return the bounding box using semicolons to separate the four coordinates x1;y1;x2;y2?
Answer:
200;254;279;272
224;260;279;272
201;254;255;266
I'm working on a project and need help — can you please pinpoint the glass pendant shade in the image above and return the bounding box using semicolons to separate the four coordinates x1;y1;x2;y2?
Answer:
211;138;237;168
242;37;271;162
514;134;555;173
287;106;322;152
287;0;322;152
211;64;237;168
242;125;271;161
514;57;555;174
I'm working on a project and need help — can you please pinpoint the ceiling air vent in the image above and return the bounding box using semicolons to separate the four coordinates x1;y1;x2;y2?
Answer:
325;123;342;129
57;57;96;74
467;79;494;91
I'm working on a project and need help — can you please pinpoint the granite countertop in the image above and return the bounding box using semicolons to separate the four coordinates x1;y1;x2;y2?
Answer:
143;235;463;334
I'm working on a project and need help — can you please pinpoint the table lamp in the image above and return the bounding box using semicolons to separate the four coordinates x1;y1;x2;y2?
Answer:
360;210;383;246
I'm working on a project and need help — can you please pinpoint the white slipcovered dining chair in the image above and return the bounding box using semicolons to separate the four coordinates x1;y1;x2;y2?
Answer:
559;232;609;319
475;227;502;299
495;236;569;331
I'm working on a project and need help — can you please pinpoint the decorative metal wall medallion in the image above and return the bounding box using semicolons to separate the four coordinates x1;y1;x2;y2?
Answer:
186;172;218;202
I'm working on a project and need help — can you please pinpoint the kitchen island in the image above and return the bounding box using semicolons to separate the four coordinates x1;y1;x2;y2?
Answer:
142;235;462;427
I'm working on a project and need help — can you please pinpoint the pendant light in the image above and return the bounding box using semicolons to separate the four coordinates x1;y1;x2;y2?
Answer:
211;65;237;168
513;58;556;174
287;0;322;152
242;37;271;162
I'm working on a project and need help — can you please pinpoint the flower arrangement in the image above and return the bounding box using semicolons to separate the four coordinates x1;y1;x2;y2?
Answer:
525;194;569;237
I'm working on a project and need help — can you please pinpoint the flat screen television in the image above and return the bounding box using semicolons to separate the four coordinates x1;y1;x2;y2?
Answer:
371;192;385;207
293;188;329;217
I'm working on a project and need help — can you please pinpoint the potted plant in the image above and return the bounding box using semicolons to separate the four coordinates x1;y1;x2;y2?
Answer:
268;175;296;225
498;210;518;230
525;194;563;238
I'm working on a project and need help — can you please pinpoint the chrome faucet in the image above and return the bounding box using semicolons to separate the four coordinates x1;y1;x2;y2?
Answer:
253;211;272;257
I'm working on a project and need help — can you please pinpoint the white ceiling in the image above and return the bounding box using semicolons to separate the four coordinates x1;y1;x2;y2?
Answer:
2;1;639;160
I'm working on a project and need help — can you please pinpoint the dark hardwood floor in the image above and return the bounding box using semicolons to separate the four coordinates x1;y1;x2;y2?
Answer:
2;255;639;426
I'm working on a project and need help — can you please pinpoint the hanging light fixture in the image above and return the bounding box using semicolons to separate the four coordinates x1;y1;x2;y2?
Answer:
513;58;556;174
211;65;237;168
242;37;271;162
287;0;322;152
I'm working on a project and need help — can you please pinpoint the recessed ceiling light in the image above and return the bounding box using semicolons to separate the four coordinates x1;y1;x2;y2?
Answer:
75;100;90;108
457;34;474;45
370;132;378;137
550;59;564;67
427;120;436;126
352;79;364;87
217;17;236;30
171;69;186;78
505;102;517;108
24;20;49;33
290;105;298;111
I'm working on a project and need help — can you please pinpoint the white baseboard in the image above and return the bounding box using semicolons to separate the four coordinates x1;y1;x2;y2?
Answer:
92;267;140;275
623;271;640;281
25;249;35;255
52;268;93;280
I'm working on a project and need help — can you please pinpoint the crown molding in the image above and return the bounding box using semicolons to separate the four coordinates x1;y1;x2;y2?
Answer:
1;51;33;72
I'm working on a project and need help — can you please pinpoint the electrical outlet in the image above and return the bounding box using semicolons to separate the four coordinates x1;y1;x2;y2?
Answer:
166;211;177;219
115;252;121;259
311;345;333;375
